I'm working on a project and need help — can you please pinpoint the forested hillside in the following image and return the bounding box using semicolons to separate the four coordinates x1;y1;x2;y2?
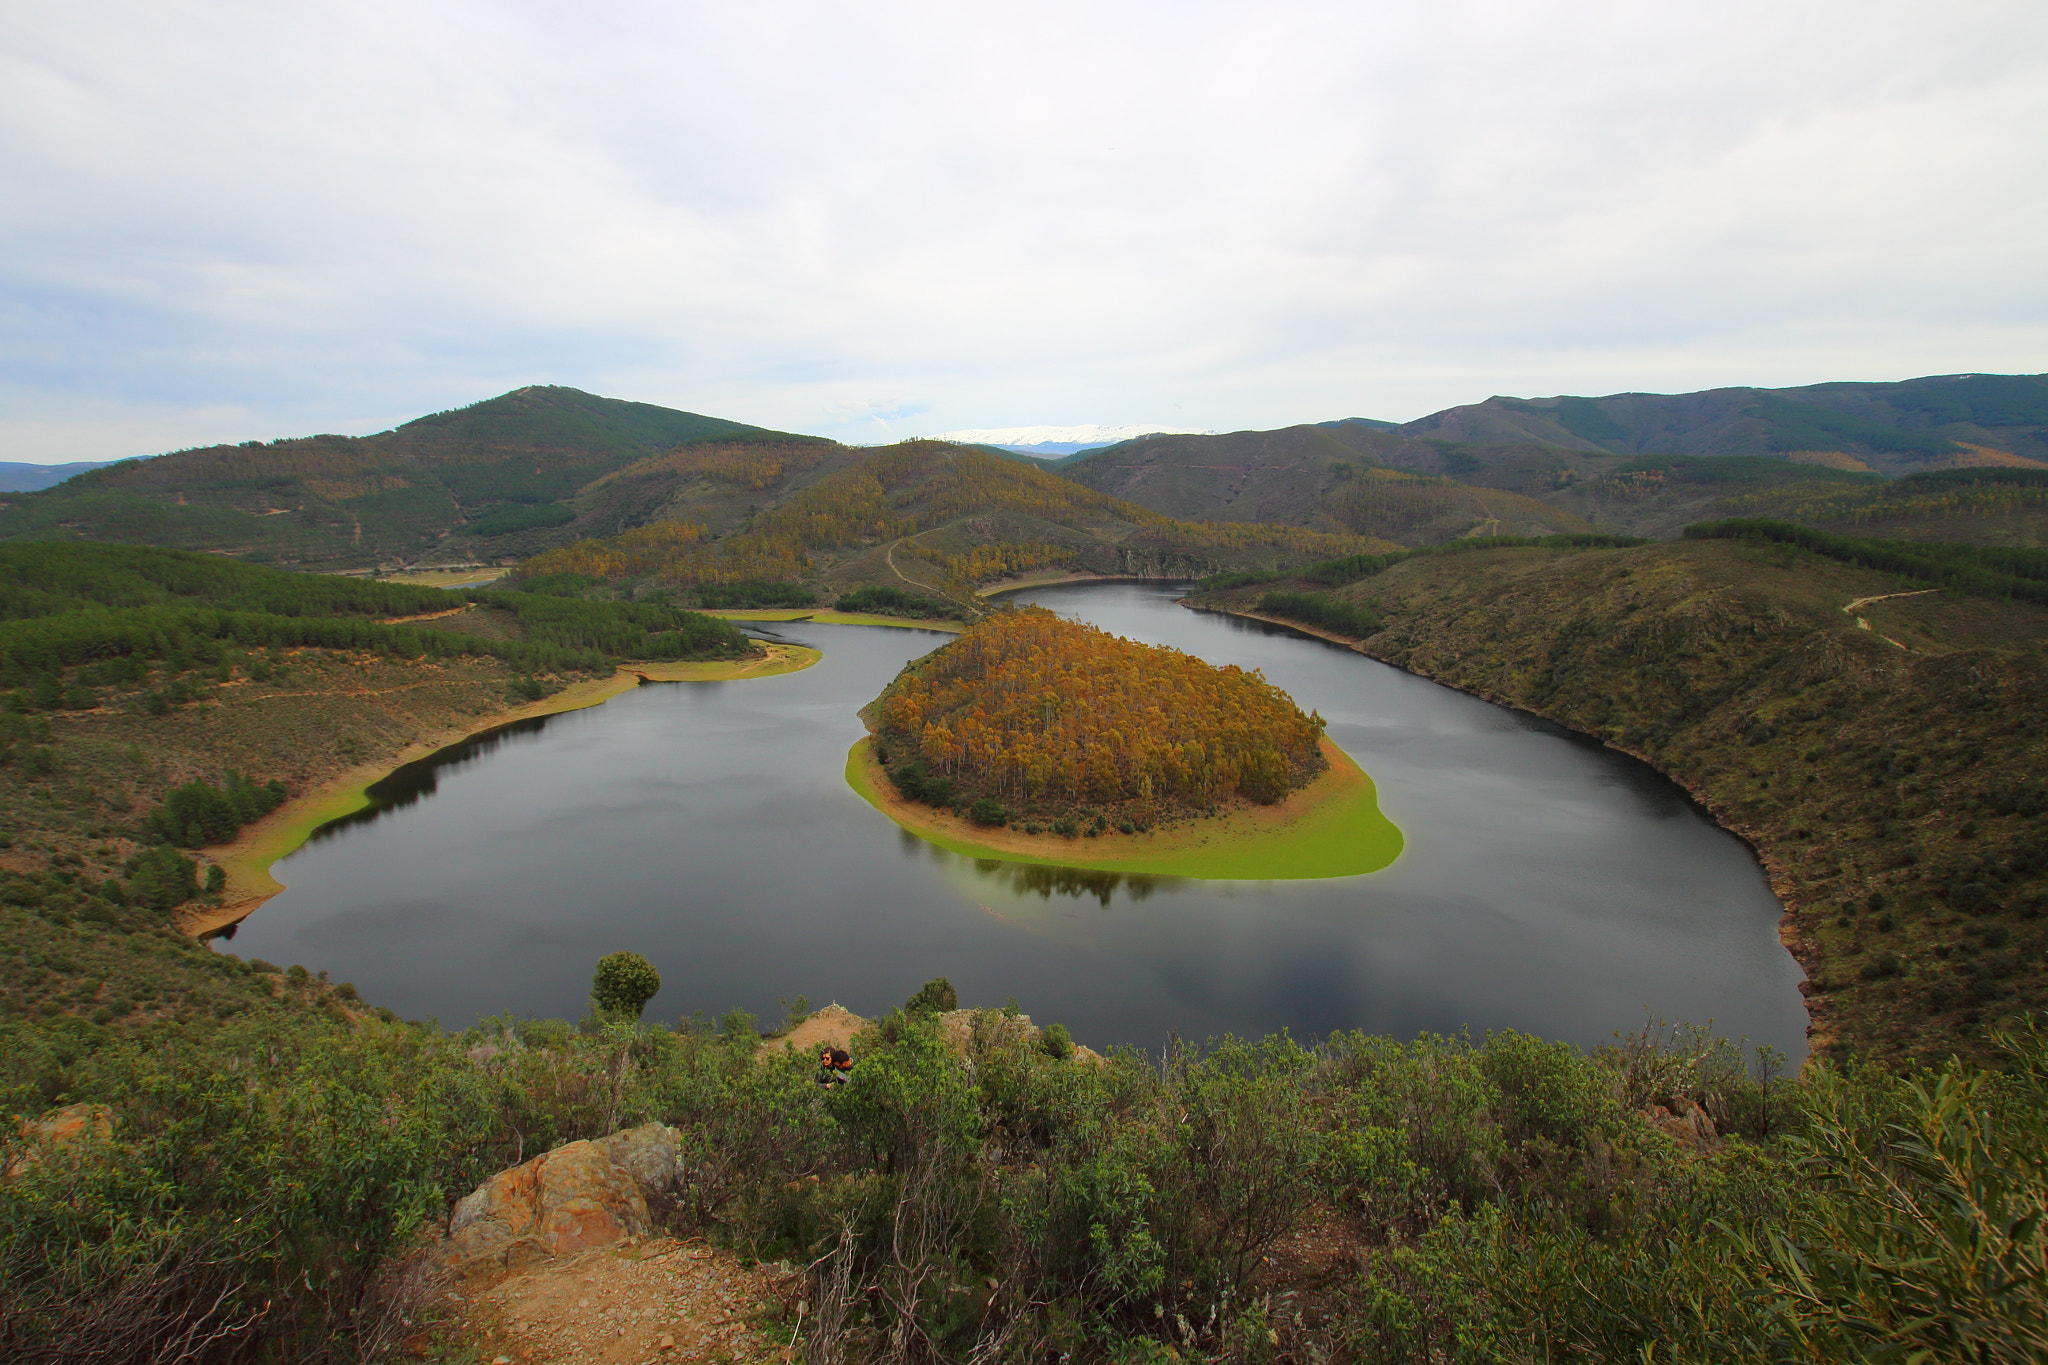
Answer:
518;441;1388;612
1058;424;1591;541
1192;532;2048;1065
1401;371;2048;471
0;387;795;570
871;605;1327;825
0;543;752;938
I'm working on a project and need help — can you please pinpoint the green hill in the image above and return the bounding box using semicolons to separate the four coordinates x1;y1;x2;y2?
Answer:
1065;392;2048;546
0;387;798;571
1400;372;2048;473
516;440;1392;610
1058;425;1593;542
1192;532;2048;1066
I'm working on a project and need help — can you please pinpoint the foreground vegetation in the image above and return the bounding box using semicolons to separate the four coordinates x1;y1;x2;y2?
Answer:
3;933;2044;1363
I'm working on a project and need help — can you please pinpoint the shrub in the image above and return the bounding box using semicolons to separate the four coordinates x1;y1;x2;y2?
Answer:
590;951;662;1022
126;845;197;912
968;796;1008;826
1041;1022;1073;1060
889;762;952;807
834;584;965;619
905;977;958;1015
147;774;288;848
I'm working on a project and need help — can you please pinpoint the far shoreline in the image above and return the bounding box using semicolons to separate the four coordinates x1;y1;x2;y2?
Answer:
179;642;822;938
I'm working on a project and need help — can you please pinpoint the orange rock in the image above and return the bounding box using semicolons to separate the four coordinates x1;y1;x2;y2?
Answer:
1643;1097;1720;1151
445;1139;652;1272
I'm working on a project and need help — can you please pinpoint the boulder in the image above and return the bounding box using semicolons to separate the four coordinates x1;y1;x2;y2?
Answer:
445;1138;652;1272
597;1122;679;1193
1643;1097;1720;1151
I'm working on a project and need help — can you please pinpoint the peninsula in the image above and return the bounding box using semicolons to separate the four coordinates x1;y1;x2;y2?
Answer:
849;605;1402;878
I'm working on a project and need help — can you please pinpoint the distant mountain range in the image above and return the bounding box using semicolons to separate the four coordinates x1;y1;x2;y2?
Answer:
1397;373;2048;473
3;372;2041;575
0;459;122;493
925;423;1215;457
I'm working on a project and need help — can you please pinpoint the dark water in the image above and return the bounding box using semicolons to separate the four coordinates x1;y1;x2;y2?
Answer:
223;581;1807;1058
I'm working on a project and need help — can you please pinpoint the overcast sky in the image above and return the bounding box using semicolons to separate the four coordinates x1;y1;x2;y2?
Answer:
3;0;2044;461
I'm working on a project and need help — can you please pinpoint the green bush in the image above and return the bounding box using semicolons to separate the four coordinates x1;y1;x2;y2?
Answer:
905;977;958;1015
1040;1022;1073;1060
147;773;287;848
590;951;662;1022
125;846;197;912
834;584;966;619
1257;590;1384;639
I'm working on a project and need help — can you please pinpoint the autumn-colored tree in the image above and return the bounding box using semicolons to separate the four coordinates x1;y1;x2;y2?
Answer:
874;605;1326;823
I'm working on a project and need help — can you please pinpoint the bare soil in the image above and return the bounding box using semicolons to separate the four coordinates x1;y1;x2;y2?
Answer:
443;1236;797;1365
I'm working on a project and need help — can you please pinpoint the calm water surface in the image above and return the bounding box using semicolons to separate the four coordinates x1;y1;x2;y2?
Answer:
224;582;1807;1057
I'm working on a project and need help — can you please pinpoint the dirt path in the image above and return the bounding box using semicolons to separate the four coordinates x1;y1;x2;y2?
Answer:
380;603;477;625
1843;588;1939;616
454;1236;794;1365
884;536;921;588
1842;588;1936;650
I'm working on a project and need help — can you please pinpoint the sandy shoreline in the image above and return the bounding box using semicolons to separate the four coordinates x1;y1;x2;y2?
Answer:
176;643;821;937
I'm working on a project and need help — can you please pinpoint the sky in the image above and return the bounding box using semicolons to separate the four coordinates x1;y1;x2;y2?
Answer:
3;0;2044;462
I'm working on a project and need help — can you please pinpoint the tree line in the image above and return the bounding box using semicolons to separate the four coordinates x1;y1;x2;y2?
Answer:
1683;518;2048;604
1199;532;1650;593
0;543;755;709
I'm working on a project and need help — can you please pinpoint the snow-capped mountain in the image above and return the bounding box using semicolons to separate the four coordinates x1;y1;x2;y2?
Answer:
927;423;1214;458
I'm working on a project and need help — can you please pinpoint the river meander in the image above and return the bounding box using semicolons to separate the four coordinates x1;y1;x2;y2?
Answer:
223;581;1808;1057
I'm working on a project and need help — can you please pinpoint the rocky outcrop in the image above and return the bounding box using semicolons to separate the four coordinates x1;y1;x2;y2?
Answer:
444;1123;678;1274
1643;1098;1720;1151
596;1121;680;1194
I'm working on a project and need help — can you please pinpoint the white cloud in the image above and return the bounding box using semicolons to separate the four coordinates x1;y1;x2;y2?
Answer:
1;0;2043;461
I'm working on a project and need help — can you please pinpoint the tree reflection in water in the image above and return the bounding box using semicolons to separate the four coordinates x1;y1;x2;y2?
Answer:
970;858;1180;907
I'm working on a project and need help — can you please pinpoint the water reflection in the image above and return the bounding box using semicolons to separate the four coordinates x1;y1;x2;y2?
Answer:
311;714;553;841
226;583;1807;1058
968;860;1179;906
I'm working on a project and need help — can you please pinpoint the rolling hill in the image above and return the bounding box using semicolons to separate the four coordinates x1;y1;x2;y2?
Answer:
1061;376;2048;547
1400;372;2048;472
0;387;799;571
1189;531;2048;1067
1056;423;1593;543
518;440;1390;609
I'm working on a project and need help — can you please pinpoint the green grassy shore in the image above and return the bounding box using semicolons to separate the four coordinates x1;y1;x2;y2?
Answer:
847;734;1402;879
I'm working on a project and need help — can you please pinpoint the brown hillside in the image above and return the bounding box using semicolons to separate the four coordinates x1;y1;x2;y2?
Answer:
522;443;1391;606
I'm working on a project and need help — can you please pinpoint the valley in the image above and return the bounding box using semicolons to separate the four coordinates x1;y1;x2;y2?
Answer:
5;373;2047;1365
